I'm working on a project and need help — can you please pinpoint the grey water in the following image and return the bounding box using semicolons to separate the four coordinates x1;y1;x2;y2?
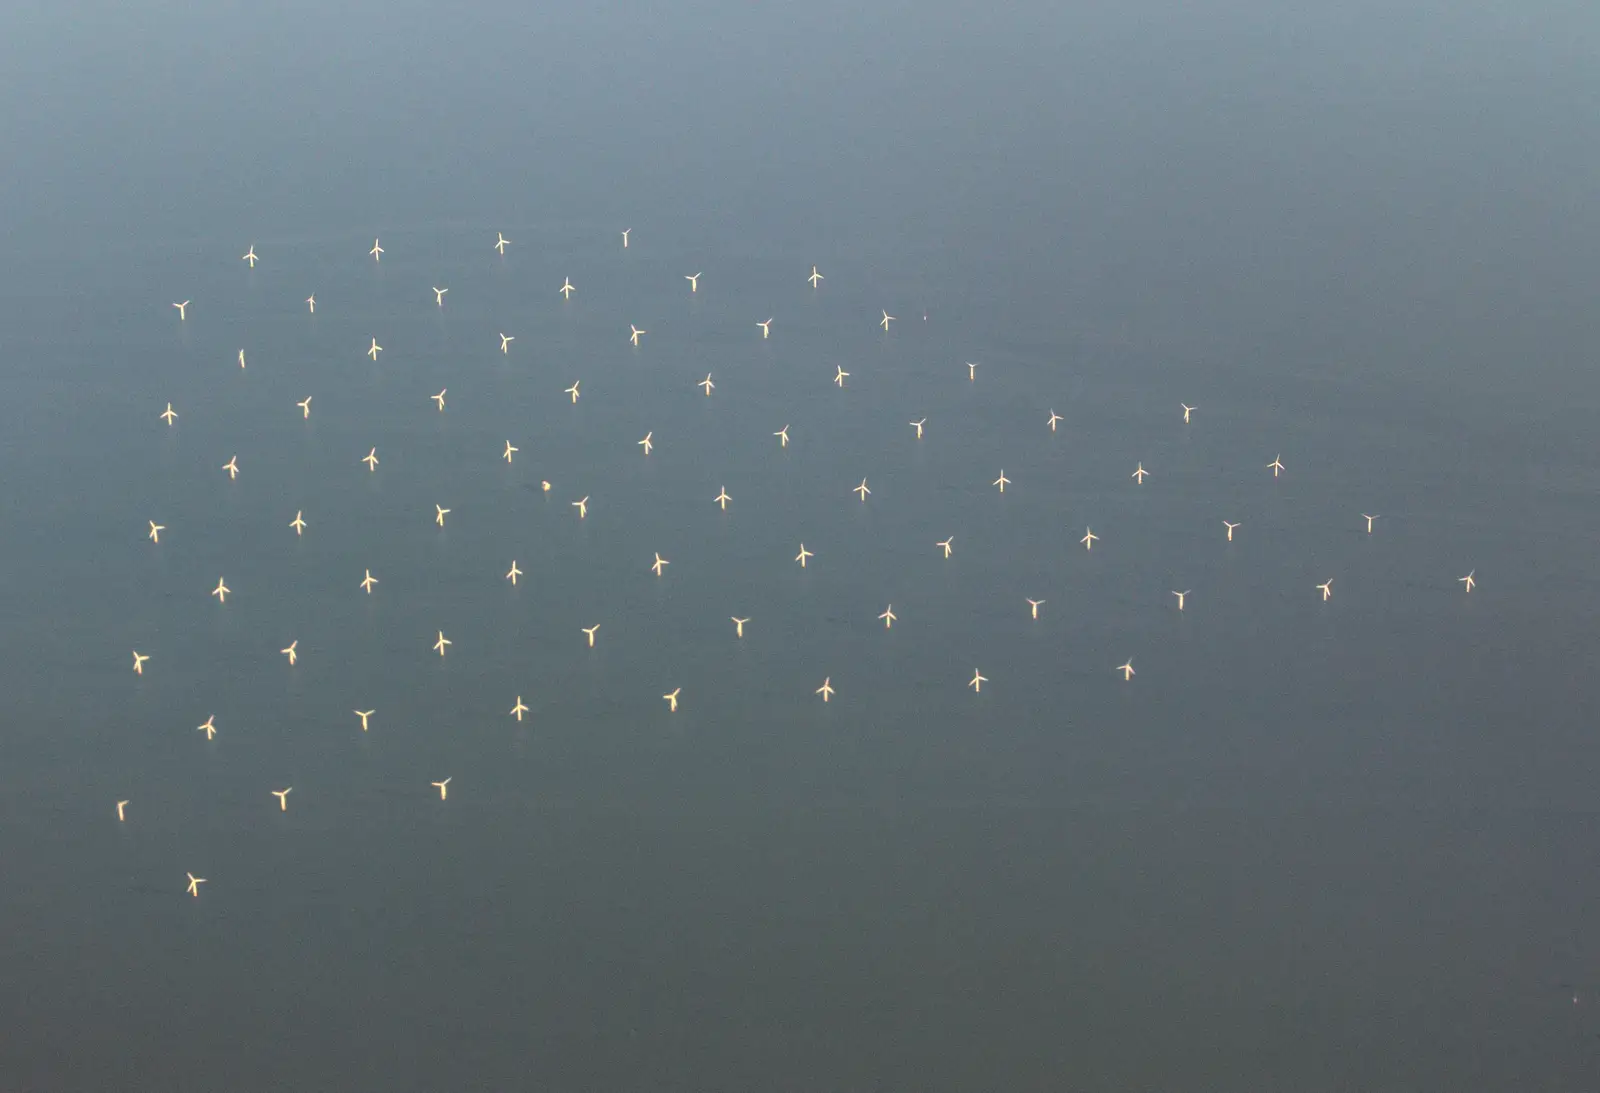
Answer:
2;2;1599;1090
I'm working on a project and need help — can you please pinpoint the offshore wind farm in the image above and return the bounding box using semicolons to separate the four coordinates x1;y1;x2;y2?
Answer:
0;2;1598;1090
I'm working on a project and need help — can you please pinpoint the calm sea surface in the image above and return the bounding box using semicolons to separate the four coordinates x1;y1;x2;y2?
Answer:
1;3;1598;1090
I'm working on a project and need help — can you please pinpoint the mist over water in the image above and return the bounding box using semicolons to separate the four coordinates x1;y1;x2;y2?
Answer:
2;3;1598;1090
